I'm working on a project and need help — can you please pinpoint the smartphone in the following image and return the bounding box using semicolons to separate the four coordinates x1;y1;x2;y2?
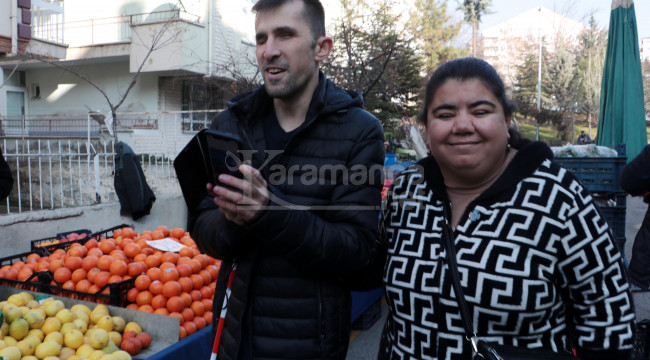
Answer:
202;129;243;187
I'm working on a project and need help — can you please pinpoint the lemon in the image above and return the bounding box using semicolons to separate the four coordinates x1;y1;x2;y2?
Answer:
19;291;35;304
0;339;7;350
73;310;90;324
111;317;125;333
96;316;114;332
56;309;75;324
89;328;109;350
34;340;61;359
45;300;65;317
59;346;76;360
23;335;41;348
8;318;29;340
27;329;44;342
122;322;142;335
2;304;23;324
42;317;62;335
72;319;88;334
70;304;91;316
64;329;84;349
89;349;106;360
24;310;46;329
99;354;119;360
26;300;41;309
3;336;17;346
43;331;63;346
111;350;132;360
0;345;22;360
76;343;95;358
16;338;36;356
107;331;121;347
0;322;8;336
7;294;26;307
22;356;38;360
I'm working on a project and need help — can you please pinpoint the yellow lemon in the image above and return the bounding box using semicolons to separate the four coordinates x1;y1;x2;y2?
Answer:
107;332;121;347
18;291;35;303
8;318;29;340
16;338;36;356
45;300;65;317
122;322;142;335
70;304;91;316
111;350;132;360
72;319;88;334
43;331;63;346
89;349;106;360
73;310;89;324
7;294;26;307
61;322;77;335
59;346;76;360
34;340;62;359
2;304;23;324
41;317;62;335
24;310;46;329
96;316;114;332
56;309;75;324
3;336;17;346
76;343;95;358
22;356;38;360
0;345;22;360
89;329;109;350
27;329;44;342
99;354;119;360
111;317;125;333
64;329;84;350
0;339;7;350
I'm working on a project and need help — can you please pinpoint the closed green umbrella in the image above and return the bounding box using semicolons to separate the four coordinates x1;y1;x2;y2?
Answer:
596;0;648;161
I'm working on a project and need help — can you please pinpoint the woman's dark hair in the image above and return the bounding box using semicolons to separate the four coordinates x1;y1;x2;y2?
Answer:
252;0;326;43
417;57;515;124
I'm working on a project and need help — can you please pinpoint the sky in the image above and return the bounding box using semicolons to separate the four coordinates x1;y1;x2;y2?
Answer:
477;0;650;40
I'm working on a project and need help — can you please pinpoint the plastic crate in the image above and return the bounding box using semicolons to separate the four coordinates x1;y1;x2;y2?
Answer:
56;228;92;240
598;205;626;240
0;251;51;293
31;224;131;255
555;144;626;194
48;276;136;307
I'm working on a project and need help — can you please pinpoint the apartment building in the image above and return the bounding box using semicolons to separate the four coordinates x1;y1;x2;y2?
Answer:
0;0;259;156
480;6;586;87
641;36;650;62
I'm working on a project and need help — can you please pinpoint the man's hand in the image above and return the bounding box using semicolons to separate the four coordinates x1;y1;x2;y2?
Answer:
207;164;269;225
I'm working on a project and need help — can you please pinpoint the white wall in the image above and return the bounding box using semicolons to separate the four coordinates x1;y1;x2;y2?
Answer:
63;0;207;24
0;1;11;38
26;61;160;115
0;195;188;255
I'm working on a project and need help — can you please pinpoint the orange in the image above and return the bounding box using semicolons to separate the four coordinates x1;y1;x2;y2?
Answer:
198;270;212;285
124;243;142;258
179;326;187;339
180;292;193;307
145;255;161;269
189;290;202;302
206;264;219;280
63;256;83;271
81;255;99;271
18;267;34;281
135;274;152;291
161;252;180;265
87;267;101;283
121;227;137;238
178;247;194;258
200;286;213;300
141;247;154;256
3;269;18;280
71;268;87;283
176;264;192;278
162;281;182;298
76;279;91;292
127;262;144;277
84;238;99;249
178;277;193;293
192;315;207;330
181;308;194;323
136;290;153;306
170;312;184;325
170;228;185;239
187;260;202;274
154;308;170;316
190;301;205;317
203;311;213;325
109;260;128;276
35;261;50;272
97;255;113;271
127;288;140;303
49;259;65;273
151;294;167;310
53;267;72;284
146;267;162;282
108;274;123;283
150;231;165;240
161;267;180;283
166;296;185;313
180;236;196;247
89;284;100;294
67;246;85;258
156;226;170;237
62;279;76;290
126;303;138;310
149;280;163;295
99;239;117;254
26;253;41;263
110;250;127;261
193;254;209;269
133;253;148;263
87;247;103;258
94;271;111;288
201;299;213;312
190;274;204;290
138;304;155;313
183;321;197;336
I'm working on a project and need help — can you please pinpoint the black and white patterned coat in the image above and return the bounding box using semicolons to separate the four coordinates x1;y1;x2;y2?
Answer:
379;141;635;360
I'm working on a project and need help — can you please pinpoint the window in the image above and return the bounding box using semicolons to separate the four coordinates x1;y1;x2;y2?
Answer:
180;79;228;132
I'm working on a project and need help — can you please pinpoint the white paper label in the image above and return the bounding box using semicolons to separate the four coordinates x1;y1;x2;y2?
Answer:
145;238;187;252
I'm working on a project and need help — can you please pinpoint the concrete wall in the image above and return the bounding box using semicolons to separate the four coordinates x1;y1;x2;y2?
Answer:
0;195;188;256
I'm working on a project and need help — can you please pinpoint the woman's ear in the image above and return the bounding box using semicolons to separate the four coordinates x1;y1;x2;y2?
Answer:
314;36;333;62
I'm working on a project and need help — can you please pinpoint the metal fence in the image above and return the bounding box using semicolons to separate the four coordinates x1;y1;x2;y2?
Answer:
0;138;179;215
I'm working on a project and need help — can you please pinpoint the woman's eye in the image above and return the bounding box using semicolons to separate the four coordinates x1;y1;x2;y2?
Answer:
436;113;453;119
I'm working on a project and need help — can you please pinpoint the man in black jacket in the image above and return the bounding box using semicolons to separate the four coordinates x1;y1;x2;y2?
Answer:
189;0;385;359
622;144;650;289
0;146;13;200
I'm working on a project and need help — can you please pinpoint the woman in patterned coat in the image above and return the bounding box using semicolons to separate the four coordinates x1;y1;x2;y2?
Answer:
379;57;635;360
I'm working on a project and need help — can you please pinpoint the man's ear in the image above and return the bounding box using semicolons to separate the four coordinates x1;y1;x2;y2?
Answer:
314;36;333;62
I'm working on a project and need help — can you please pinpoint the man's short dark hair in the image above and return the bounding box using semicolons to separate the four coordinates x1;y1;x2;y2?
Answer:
252;0;326;42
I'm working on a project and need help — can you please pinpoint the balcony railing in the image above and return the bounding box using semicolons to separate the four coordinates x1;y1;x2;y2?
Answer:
31;0;65;43
63;10;201;46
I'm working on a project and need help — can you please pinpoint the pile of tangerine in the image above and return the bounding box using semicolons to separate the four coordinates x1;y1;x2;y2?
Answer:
0;226;220;340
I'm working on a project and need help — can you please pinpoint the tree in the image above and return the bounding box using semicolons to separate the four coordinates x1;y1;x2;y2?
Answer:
323;0;425;126
511;41;548;121
408;0;466;75
643;59;650;118
458;0;492;57
544;38;580;141
576;15;607;136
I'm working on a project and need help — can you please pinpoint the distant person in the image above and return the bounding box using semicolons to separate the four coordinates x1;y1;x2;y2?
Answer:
0;146;13;200
577;130;591;144
621;143;650;290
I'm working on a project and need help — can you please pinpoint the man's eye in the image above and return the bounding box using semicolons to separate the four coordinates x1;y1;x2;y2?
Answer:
436;113;453;119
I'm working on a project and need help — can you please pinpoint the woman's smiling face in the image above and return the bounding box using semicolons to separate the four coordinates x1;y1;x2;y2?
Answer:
425;78;511;184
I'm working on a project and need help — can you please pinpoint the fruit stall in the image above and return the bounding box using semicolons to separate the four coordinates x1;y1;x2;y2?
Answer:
0;221;387;360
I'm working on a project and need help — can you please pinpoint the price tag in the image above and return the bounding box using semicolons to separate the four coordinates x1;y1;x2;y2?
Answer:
145;238;187;252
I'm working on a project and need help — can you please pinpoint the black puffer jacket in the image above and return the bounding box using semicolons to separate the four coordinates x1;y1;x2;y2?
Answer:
189;72;385;360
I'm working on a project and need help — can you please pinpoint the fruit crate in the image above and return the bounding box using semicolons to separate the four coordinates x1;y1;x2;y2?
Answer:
47;275;136;307
554;144;627;194
599;205;626;240
31;224;130;254
0;250;52;293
